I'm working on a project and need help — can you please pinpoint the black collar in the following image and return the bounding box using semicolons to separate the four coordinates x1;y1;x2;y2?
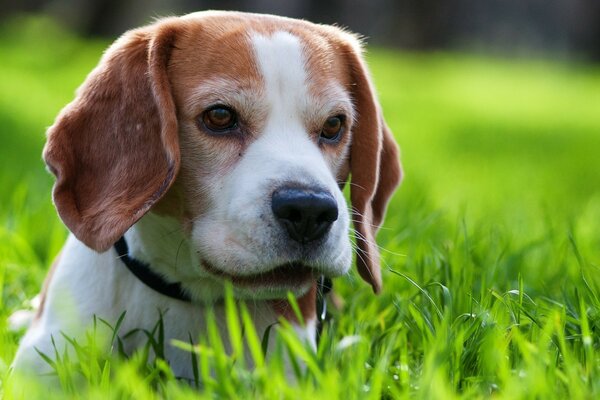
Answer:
114;237;192;302
114;236;330;329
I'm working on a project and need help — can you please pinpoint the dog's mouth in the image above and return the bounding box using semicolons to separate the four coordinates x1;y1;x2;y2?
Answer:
201;261;315;289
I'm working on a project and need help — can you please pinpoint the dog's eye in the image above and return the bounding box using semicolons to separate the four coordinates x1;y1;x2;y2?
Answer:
320;115;345;142
201;106;237;132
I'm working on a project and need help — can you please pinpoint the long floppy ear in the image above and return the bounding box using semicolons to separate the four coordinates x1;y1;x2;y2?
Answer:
345;43;403;294
43;22;180;252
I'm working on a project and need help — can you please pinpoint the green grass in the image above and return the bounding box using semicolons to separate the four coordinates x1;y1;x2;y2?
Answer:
1;15;600;399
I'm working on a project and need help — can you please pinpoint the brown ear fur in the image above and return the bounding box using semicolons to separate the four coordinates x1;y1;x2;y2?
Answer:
346;44;403;294
43;22;180;252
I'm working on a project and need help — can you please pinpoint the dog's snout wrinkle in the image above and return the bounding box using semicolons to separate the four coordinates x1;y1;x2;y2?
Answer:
271;186;338;244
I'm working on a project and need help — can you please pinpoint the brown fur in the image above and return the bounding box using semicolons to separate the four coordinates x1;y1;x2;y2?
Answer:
43;21;181;252
270;282;317;323
342;41;403;294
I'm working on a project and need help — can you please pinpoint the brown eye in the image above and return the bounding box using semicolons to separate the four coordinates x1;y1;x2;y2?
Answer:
202;106;237;132
320;115;344;142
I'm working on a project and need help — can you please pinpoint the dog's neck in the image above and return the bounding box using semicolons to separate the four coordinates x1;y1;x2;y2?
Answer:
123;212;226;302
122;212;325;331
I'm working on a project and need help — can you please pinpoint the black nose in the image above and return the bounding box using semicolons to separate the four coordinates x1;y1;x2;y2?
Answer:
271;186;339;243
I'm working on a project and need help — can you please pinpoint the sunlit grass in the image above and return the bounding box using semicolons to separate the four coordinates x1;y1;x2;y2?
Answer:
1;15;599;398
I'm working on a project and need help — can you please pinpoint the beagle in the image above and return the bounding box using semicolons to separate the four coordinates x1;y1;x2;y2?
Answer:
13;11;402;379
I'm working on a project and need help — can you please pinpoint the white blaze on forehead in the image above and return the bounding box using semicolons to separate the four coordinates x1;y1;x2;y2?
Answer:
251;31;309;124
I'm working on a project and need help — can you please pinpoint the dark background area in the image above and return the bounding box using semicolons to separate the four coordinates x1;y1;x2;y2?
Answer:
2;0;600;60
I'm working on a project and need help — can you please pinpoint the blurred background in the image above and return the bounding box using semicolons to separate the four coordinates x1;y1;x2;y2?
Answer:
2;0;600;60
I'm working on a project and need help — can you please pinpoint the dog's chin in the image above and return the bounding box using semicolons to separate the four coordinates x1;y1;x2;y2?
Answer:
200;261;316;298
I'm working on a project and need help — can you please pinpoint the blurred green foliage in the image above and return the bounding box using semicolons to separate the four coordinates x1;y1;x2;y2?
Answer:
1;15;599;399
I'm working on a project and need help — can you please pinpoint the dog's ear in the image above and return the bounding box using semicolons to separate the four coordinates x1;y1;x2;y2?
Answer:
343;41;403;294
43;22;180;252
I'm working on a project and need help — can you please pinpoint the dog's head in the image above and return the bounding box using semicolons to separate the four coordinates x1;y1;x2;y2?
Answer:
43;11;402;295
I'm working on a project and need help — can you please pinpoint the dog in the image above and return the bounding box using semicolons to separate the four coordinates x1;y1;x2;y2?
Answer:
12;11;402;380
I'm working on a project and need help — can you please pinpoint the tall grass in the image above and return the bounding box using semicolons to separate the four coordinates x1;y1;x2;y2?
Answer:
1;15;599;398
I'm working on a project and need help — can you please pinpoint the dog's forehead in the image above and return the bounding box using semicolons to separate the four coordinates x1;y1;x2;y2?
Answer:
168;13;352;105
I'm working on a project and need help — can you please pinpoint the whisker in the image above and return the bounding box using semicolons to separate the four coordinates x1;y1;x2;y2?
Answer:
344;182;368;191
175;238;186;269
348;218;387;230
350;227;407;257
